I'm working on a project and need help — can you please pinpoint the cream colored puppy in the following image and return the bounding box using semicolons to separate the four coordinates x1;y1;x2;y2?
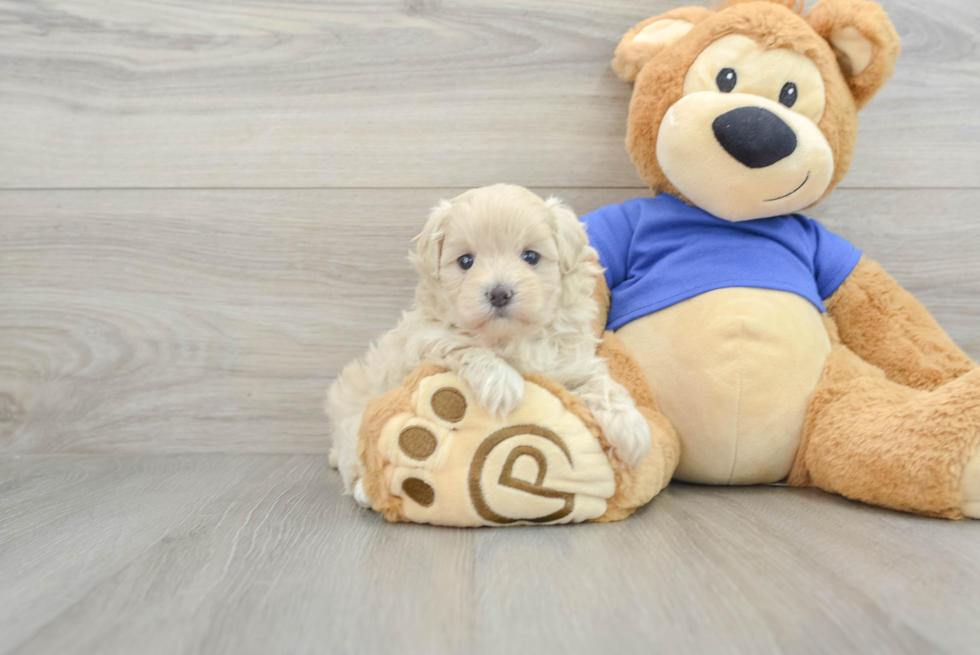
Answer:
327;184;651;503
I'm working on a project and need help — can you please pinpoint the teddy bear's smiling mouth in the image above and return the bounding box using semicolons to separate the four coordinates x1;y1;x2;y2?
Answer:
764;172;810;202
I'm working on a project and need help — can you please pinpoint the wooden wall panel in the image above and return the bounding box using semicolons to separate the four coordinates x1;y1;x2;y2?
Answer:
2;188;977;453
0;0;976;189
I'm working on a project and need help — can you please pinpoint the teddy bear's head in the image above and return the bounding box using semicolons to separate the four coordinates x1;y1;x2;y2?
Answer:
613;0;899;221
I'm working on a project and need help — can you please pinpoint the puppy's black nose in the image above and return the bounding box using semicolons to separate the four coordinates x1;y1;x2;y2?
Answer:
712;107;797;169
487;285;513;308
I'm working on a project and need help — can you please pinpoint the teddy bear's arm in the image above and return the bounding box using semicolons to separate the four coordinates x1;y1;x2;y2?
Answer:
825;257;977;390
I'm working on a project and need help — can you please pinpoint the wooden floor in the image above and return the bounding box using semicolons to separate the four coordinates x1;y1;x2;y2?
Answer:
2;0;980;653
1;455;979;655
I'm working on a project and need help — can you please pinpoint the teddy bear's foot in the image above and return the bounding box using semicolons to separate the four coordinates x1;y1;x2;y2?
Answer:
359;371;620;526
961;449;980;519
792;352;980;519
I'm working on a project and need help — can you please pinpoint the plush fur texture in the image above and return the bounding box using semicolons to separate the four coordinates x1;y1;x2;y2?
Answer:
614;0;899;214
594;255;980;517
786;260;980;518
612;6;713;83
656;35;837;219
595;0;980;519
806;0;901;109
344;0;980;523
356;330;679;525
590;274;682;503
826;258;978;390
594;330;681;519
616;287;831;484
789;313;980;519
328;184;651;496
719;0;803;11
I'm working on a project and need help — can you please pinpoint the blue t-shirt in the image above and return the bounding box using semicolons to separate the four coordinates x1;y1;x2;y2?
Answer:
583;194;861;331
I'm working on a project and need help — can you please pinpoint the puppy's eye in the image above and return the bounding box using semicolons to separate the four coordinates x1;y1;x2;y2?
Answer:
716;68;737;93
779;82;798;108
458;254;474;270
521;250;540;266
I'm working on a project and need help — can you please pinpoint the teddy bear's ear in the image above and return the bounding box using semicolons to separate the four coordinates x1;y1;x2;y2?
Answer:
612;7;714;82
806;0;901;109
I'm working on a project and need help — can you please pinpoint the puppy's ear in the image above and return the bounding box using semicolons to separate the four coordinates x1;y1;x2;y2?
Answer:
545;197;589;275
612;7;713;82
806;0;900;109
411;199;453;279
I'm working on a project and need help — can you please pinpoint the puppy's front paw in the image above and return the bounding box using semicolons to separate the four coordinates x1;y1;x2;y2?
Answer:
352;480;372;508
593;406;651;467
462;360;525;418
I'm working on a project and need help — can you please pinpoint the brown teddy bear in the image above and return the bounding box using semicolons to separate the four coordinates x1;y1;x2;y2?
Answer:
353;0;980;525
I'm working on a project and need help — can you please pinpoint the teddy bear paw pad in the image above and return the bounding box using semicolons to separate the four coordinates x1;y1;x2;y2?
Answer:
373;372;616;526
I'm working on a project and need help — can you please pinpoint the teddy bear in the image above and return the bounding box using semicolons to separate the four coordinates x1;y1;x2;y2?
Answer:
351;0;980;525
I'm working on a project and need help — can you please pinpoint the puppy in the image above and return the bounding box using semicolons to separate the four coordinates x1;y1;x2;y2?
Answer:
327;184;651;503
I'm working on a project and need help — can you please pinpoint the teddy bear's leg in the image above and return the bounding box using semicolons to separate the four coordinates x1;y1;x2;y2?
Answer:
788;335;980;519
962;453;980;518
590;273;681;511
595;330;681;515
817;258;980;517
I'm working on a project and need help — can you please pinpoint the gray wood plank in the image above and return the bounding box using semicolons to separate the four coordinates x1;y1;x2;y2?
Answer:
1;454;475;655
2;455;979;655
2;188;978;454
0;0;976;189
701;485;980;654
0;454;297;651
468;487;949;654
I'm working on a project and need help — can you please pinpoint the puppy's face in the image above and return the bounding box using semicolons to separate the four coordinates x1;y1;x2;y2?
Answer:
414;185;587;341
439;203;560;339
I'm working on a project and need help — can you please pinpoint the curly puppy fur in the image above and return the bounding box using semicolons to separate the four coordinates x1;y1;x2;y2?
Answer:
327;184;651;497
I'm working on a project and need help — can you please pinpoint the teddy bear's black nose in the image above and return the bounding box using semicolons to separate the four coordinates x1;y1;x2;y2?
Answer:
712;106;798;169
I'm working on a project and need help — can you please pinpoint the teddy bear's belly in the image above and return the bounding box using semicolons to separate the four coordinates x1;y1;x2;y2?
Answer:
616;287;831;485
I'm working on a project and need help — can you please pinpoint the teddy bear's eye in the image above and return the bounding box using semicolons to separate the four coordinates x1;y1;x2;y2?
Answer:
779;82;798;108
458;254;474;270
716;68;737;93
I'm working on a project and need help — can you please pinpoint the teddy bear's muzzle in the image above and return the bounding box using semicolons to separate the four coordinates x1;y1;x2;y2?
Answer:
655;92;835;222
